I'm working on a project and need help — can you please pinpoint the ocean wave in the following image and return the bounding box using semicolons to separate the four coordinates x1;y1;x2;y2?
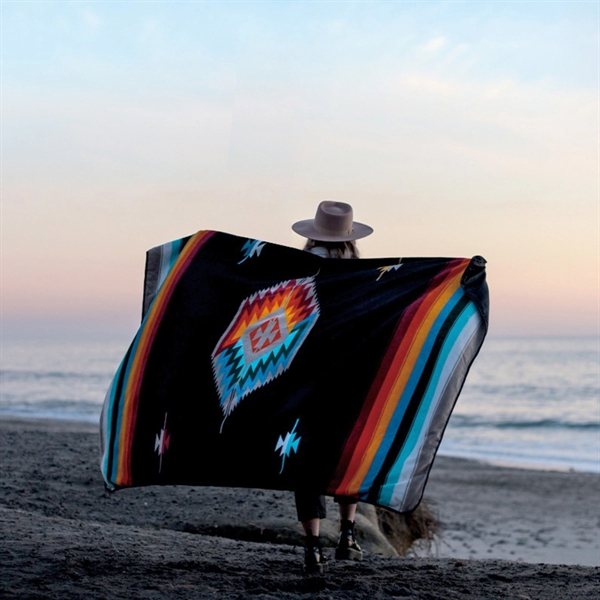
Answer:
0;398;103;409
450;416;599;430
465;384;599;398
0;370;112;381
0;408;100;424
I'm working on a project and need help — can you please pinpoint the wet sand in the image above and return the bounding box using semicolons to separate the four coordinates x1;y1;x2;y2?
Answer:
1;417;598;599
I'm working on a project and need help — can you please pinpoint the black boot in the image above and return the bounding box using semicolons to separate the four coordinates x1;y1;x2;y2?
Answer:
303;534;328;574
335;519;363;561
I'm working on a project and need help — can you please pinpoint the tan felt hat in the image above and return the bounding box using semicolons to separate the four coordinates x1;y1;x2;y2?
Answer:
292;201;373;242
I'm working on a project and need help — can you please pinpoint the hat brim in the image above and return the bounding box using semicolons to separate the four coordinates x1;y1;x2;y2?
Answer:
291;219;373;242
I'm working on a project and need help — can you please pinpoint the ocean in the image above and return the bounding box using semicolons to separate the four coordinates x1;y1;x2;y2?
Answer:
1;334;598;473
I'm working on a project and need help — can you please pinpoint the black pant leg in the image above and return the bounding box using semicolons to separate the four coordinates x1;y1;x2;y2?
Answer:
294;490;327;521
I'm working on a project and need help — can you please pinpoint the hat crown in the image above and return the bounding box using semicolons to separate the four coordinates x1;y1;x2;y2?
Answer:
291;200;373;241
313;201;354;237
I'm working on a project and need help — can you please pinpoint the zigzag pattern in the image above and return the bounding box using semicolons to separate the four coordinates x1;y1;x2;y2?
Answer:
214;320;311;403
214;279;317;354
212;277;319;425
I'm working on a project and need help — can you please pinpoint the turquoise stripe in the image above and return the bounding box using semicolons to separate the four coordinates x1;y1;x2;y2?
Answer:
378;302;478;506
159;239;183;289
102;237;189;484
108;314;150;483
107;240;186;482
358;288;465;496
100;370;120;480
170;239;183;270
107;238;186;482
101;349;135;483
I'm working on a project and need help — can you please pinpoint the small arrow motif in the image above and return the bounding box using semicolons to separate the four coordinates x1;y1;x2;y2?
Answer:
275;418;301;474
376;264;403;281
154;412;170;473
238;239;266;264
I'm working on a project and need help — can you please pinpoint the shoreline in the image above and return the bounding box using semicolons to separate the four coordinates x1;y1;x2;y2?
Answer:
2;413;596;475
436;449;598;475
1;416;599;599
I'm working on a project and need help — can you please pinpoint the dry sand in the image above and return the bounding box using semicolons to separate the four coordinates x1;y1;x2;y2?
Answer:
1;417;598;599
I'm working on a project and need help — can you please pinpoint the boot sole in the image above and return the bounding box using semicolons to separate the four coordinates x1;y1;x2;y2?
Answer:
335;547;363;561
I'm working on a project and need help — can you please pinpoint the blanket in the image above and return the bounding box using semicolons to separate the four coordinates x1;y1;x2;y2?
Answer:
100;231;489;513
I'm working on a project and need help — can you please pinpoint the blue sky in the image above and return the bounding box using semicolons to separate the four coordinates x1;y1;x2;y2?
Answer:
2;1;598;336
5;2;595;84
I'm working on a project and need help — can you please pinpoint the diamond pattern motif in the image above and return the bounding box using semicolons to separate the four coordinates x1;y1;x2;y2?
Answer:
211;277;320;424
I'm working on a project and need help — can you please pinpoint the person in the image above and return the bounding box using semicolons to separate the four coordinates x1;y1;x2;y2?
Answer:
291;200;374;574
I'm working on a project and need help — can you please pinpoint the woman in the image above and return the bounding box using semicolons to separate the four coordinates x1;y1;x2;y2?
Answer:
291;201;373;574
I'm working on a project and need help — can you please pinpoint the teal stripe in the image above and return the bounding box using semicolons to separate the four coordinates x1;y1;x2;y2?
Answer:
159;239;183;289
102;236;191;485
108;313;150;483
358;288;465;496
378;302;477;506
170;239;183;271
106;240;185;482
100;371;119;480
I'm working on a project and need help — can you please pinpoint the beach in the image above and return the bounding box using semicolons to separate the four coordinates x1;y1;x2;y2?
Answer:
1;417;598;599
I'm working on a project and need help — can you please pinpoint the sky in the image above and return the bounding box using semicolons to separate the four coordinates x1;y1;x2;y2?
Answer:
2;0;598;338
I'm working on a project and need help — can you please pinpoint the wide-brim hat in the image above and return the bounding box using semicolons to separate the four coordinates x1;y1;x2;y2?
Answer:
292;201;373;242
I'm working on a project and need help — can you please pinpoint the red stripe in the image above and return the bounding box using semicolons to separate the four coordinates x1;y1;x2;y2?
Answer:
118;231;215;485
328;259;467;493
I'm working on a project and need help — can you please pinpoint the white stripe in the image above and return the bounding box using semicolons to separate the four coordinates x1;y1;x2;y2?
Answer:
157;242;174;291
388;310;482;510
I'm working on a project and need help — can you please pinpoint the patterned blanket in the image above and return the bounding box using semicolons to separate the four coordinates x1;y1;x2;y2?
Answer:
100;231;488;513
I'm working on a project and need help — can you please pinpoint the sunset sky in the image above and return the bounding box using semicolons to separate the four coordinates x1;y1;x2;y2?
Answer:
2;1;597;338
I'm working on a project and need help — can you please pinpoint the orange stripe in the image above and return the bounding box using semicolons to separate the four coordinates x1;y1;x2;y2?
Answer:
342;271;464;494
116;231;213;485
335;260;469;496
337;267;465;495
